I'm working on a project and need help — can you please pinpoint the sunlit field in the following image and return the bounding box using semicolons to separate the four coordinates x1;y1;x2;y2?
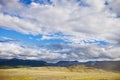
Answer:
0;66;120;80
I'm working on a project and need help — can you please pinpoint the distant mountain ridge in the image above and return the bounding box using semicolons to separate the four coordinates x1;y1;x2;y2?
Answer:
0;58;120;71
85;61;120;71
50;61;80;66
0;58;47;67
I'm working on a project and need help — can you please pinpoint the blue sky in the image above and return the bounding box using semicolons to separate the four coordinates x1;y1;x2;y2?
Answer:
0;27;70;45
0;0;120;62
0;27;109;46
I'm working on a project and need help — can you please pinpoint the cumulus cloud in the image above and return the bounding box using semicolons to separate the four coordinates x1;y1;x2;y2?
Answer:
0;0;120;43
0;42;120;63
0;0;120;62
0;43;67;62
107;0;120;16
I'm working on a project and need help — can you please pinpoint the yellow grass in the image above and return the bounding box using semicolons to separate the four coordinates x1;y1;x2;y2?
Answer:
0;66;120;80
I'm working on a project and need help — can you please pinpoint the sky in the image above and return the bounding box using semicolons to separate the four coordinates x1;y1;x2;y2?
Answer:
0;0;120;63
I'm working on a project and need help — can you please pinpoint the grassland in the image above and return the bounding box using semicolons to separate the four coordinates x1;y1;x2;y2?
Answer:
0;66;120;80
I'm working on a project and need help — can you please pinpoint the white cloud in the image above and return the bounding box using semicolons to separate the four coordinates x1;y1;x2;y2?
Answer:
0;43;68;62
0;42;120;62
0;0;120;43
107;0;120;16
0;0;120;61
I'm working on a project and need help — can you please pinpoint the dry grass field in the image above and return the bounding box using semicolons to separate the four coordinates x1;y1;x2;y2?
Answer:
0;66;120;80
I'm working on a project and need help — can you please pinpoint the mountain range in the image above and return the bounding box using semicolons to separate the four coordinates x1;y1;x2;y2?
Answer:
0;58;120;72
